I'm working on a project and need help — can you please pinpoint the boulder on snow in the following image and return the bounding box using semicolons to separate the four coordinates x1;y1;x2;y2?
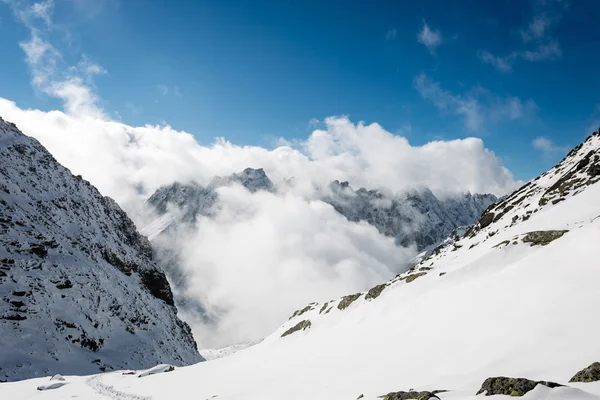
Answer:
137;364;175;378
37;375;68;390
476;377;562;396
399;272;427;283
569;362;600;383
522;230;568;246
379;390;443;399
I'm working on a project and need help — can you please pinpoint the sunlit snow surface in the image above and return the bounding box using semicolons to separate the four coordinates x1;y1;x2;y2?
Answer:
2;132;600;399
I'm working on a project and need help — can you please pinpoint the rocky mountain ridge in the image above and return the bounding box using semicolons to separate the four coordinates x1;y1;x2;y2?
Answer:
144;169;496;251
0;117;203;382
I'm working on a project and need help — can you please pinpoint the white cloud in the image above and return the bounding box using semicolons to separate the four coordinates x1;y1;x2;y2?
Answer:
6;0;107;119
414;73;535;133
30;0;54;28
385;28;397;41
417;21;442;54
0;99;518;203
478;51;516;73
0;98;520;347
175;187;413;347
532;136;569;155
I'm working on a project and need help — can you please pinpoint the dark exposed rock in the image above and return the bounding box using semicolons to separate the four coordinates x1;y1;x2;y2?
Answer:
365;284;387;300
281;320;311;337
1;314;27;321
400;272;427;283
476;377;562;396
289;305;313;320
139;269;175;306
522;230;568;246
379;390;443;400
319;302;329;314
28;244;47;257
478;212;495;229
338;293;362;310
493;240;510;248
569;362;600;383
55;280;73;289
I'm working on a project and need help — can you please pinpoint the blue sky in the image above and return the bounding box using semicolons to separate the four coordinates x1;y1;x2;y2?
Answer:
1;0;600;181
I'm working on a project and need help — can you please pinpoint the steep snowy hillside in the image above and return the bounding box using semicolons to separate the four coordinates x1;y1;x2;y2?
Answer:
0;118;202;382
4;131;599;399
324;180;496;249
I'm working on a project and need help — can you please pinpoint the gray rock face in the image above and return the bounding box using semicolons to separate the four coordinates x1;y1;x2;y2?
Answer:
476;377;562;396
380;391;442;400
324;180;496;250
570;362;600;383
146;173;496;253
0;117;202;381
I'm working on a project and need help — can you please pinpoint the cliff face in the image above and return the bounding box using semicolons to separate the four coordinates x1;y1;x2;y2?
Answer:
0;118;202;381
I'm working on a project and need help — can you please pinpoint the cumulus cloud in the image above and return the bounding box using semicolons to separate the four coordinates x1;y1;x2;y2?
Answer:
414;73;536;133
532;136;569;155
172;186;413;347
0;98;520;347
0;98;517;204
417;20;442;54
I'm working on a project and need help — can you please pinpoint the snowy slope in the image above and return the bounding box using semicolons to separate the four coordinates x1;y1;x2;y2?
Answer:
2;134;599;398
0;118;202;382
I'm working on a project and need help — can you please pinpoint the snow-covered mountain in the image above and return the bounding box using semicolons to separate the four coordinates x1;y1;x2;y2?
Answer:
5;130;599;399
144;169;495;251
142;167;273;240
0;118;202;382
324;180;497;249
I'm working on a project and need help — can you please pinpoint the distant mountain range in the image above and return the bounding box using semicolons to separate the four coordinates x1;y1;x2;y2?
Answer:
145;168;496;251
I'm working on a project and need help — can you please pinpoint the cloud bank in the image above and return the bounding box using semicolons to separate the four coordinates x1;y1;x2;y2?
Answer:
0;99;516;207
173;186;413;347
0;99;519;347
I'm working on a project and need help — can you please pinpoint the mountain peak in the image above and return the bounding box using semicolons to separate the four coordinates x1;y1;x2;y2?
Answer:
0;118;202;381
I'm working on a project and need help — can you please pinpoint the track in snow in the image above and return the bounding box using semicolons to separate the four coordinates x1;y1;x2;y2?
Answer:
86;375;151;400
